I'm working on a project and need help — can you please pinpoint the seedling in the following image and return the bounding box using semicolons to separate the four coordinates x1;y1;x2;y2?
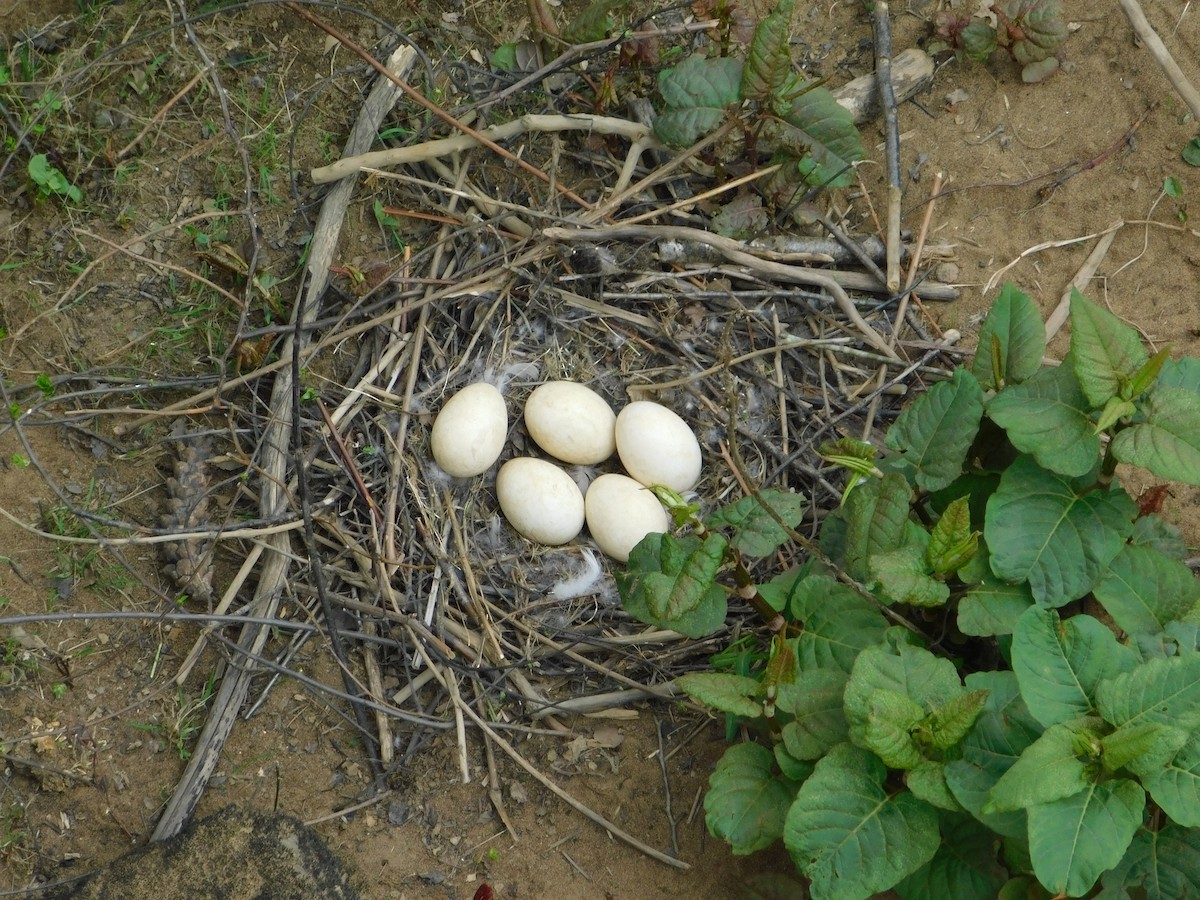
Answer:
934;0;1070;83
28;154;82;204
618;284;1200;898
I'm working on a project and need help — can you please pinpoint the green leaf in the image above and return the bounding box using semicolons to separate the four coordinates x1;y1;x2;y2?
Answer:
862;690;926;769
490;43;519;72
788;576;890;674
1111;384;1200;485
562;0;626;42
1141;731;1200;826
654;56;743;147
704;488;806;557
1096;652;1200;730
958;577;1035;636
777;668;849;760
1129;513;1188;560
961;20;998;61
1164;175;1184;198
740;0;794;100
1127;345;1173;400
886;369;985;492
986;360;1100;477
985;720;1098;813
842;472;912;584
705;742;793;855
1157;356;1200;393
785;743;940;899
844;643;964;750
896;814;1007;900
972;283;1047;389
675;672;762;719
870;541;951;608
1184;137;1200;167
1098;824;1200;899
905;761;962;812
767;75;865;189
923;689;991;751
946;674;1040;838
1069;289;1148;407
641;532;727;622
984;456;1136;605
1028;779;1144;897
1093;542;1200;636
1102;722;1183;775
1011;607;1138;728
617;532;728;637
926;496;978;576
774;743;815;783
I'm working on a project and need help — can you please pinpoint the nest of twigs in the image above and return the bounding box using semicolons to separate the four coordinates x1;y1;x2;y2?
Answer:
2;8;965;863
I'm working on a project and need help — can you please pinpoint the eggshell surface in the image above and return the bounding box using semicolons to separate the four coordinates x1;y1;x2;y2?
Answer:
497;458;585;546
430;383;507;477
585;473;670;562
524;381;617;465
614;401;702;492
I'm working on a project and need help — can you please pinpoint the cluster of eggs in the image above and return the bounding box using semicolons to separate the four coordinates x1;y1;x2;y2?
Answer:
429;381;701;561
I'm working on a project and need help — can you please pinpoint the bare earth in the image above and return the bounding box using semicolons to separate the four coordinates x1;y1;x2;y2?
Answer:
1;0;1198;898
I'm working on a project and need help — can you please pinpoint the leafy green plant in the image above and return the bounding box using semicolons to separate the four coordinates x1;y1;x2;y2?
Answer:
617;284;1200;898
934;0;1069;83
28;153;83;204
652;0;864;190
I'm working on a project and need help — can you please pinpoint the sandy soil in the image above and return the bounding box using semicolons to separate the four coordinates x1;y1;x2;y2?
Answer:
1;0;1198;897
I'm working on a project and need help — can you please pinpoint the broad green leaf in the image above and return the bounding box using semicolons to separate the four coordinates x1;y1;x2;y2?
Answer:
1157;356;1200;393
756;565;808;612
844;643;964;749
958;577;1035;636
675;672;762;719
766;75;865;189
1111;385;1200;485
741;0;793;100
774;743;815;782
870;541;951;608
972;283;1048;389
986;360;1100;477
886;369;985;492
1101;722;1185;775
1129;513;1188;560
777;668;849;760
561;0;627;43
787;576;890;674
985;456;1136;605
1069;290;1148;407
704;488;806;557
1096;652;1200;730
785;743;940;899
863;690;926;769
1141;731;1200;826
923;690;990;751
946;674;1040;838
640;532;727;622
617;532;727;637
1094;542;1200;636
654;56;743;148
1098;825;1200;898
895;814;1006;900
843;472;912;584
926;496;978;575
1028;779;1144;897
1012;608;1138;728
704;742;793;855
905;761;962;812
985;720;1098;813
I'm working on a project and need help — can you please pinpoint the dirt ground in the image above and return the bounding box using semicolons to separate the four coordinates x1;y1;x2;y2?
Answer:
1;0;1199;897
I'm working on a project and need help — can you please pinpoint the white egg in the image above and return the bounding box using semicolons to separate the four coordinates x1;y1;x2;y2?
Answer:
585;473;670;562
524;381;617;465
430;383;507;477
497;458;585;546
614;401;702;492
